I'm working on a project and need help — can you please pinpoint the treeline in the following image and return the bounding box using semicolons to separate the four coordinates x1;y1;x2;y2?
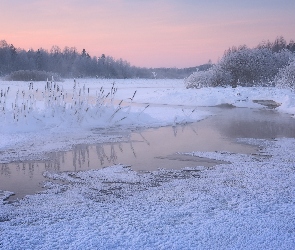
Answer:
0;40;150;79
185;36;295;90
226;36;295;55
0;40;209;79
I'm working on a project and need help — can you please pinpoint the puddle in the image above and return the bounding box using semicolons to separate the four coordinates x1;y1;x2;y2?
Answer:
1;107;295;200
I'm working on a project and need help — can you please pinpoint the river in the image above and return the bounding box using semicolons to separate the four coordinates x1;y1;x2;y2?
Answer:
1;106;295;200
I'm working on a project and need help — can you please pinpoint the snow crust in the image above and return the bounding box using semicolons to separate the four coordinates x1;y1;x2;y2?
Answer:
1;138;295;249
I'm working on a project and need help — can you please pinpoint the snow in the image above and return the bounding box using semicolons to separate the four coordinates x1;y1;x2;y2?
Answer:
0;79;210;163
1;78;295;249
1;138;295;249
0;190;14;205
1;79;294;163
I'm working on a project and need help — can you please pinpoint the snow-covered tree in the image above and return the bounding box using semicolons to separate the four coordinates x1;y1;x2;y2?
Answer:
186;37;295;88
274;59;295;91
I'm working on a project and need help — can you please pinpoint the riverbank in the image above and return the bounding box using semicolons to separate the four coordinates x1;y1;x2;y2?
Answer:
1;79;295;249
1;137;295;249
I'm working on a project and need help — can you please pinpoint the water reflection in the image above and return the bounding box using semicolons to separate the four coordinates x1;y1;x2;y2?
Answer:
211;108;295;139
1;107;295;199
1;164;11;176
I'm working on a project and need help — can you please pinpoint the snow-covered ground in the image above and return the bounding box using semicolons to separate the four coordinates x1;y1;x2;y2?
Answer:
1;138;295;249
0;79;210;163
0;79;294;163
1;79;295;249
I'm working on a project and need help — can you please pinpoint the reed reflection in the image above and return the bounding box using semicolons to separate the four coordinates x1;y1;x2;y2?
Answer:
1;164;11;176
0;123;195;184
2;107;294;199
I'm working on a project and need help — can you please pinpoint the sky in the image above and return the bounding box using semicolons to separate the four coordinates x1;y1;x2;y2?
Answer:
0;0;295;68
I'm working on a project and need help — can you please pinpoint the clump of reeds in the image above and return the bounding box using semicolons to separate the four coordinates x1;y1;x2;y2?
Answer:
0;78;149;130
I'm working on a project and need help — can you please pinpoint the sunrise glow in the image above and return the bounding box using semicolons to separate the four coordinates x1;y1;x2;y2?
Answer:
1;0;294;68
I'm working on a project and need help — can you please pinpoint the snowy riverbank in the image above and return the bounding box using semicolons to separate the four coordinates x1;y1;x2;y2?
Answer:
0;79;294;163
1;79;295;249
1;137;295;249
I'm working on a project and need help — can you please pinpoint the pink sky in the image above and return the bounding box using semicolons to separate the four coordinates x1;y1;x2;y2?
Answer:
0;0;294;68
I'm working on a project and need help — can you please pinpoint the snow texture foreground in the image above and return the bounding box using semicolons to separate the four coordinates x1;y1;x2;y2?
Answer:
1;138;295;249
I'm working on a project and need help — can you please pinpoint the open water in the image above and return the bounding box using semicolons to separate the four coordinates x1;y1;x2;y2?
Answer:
1;106;295;200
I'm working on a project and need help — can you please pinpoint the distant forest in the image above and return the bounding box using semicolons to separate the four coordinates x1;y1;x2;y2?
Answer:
0;40;210;79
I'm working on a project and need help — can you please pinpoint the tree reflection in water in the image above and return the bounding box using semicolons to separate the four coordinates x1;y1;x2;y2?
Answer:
1;107;295;199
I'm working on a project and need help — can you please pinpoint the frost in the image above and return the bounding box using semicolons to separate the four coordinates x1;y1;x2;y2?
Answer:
185;47;295;89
